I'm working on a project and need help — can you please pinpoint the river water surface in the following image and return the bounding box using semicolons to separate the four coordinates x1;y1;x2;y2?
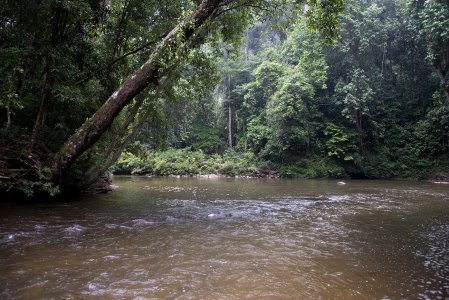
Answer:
1;177;449;299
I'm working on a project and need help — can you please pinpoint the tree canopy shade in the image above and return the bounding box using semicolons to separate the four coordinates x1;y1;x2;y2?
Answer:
0;0;343;195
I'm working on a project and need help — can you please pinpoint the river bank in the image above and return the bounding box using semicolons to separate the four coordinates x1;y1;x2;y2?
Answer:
112;148;449;180
2;144;448;199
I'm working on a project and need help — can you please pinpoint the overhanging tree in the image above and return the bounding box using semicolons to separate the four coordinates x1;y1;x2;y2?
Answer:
49;0;343;186
50;0;225;180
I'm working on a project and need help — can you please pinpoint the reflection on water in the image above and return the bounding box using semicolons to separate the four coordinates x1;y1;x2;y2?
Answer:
1;177;448;299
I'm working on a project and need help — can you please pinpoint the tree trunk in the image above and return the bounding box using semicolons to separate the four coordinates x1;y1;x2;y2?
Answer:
227;73;233;149
104;96;145;158
85;23;210;184
51;0;223;181
228;103;233;148
83;63;180;186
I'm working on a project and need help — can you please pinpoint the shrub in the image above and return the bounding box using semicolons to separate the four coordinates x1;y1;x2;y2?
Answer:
278;157;346;178
112;148;262;177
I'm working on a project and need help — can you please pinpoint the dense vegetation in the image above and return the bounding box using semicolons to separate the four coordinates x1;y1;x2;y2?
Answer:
0;0;448;197
118;0;449;179
0;0;342;196
114;148;264;177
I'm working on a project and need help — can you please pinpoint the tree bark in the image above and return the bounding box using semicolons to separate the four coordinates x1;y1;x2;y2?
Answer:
51;0;223;181
83;63;180;186
83;74;175;187
227;73;233;149
228;103;233;148
104;96;145;158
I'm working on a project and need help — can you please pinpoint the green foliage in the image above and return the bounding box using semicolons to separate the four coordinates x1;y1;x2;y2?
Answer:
164;0;447;180
413;93;449;156
335;69;374;122
2;0;449;198
416;0;449;64
278;157;346;178
246;115;271;154
360;151;435;179
15;179;60;198
113;147;261;177
306;0;344;43
324;122;356;160
191;125;225;154
135;0;448;181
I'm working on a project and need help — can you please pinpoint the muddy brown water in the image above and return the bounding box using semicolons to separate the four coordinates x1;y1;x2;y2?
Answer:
1;177;449;299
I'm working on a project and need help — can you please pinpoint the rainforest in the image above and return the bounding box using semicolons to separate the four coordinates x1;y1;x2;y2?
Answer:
0;0;448;197
1;1;449;299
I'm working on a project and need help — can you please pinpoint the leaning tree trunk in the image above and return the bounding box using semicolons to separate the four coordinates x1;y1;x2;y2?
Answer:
83;17;213;187
50;0;223;181
83;64;180;187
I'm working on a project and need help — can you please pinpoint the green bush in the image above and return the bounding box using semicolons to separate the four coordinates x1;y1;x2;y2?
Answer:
277;157;346;178
112;148;262;177
278;164;302;178
113;147;448;180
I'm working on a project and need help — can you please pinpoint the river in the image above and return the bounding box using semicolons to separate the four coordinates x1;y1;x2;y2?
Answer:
1;177;448;299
